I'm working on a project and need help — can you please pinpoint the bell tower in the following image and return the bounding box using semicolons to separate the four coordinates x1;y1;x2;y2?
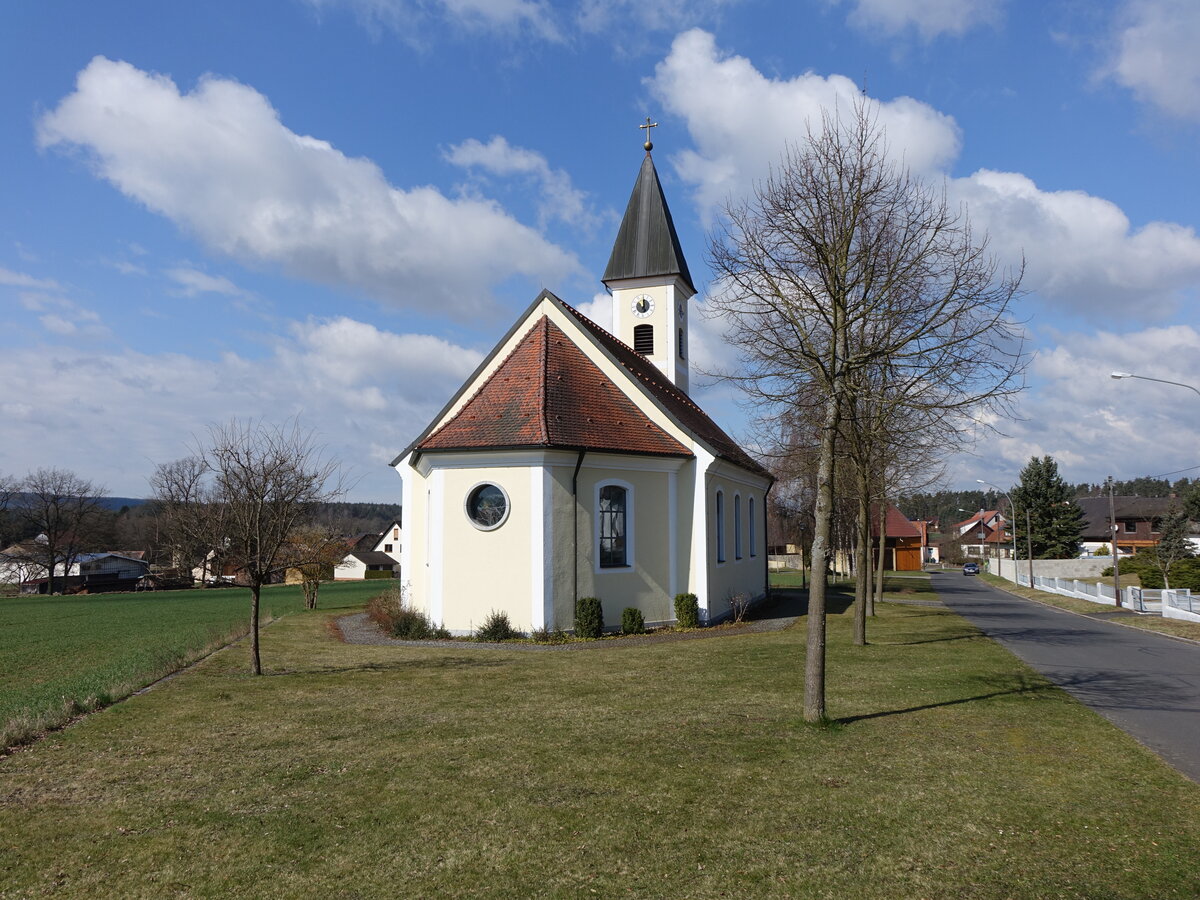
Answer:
602;119;696;394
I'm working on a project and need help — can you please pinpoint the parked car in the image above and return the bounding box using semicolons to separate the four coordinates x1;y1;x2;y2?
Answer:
962;562;979;575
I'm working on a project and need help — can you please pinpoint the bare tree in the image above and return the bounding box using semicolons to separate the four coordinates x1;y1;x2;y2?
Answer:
708;104;1026;722
7;468;108;594
151;456;227;585
285;524;351;609
153;420;344;674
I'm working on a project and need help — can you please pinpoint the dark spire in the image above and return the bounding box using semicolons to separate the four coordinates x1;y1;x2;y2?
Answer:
602;153;694;293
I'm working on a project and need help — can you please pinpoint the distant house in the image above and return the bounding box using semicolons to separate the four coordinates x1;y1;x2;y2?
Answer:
871;505;925;571
333;521;403;580
951;510;1010;559
1075;496;1196;555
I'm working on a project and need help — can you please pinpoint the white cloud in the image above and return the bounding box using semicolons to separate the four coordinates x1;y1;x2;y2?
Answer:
0;266;60;291
952;170;1200;317
973;325;1200;486
165;266;249;298
649;30;962;215
0;317;483;500
841;0;1003;41
649;30;1200;319
1106;0;1200;121
304;0;561;42
37;57;580;318
576;0;741;36
445;136;597;231
16;290;107;337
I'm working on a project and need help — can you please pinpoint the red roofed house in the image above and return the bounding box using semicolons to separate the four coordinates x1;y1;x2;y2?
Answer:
391;146;773;634
871;505;926;572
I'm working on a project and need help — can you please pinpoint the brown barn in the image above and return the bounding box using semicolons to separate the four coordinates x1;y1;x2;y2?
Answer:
871;505;925;572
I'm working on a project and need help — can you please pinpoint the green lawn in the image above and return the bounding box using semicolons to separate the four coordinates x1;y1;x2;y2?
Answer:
2;591;1199;897
0;580;382;747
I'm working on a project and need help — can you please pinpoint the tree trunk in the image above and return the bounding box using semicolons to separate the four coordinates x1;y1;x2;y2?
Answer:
805;388;841;723
853;474;869;646
250;584;262;675
878;504;888;619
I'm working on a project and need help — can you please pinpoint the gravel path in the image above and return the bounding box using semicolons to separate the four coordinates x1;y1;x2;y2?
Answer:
335;591;802;651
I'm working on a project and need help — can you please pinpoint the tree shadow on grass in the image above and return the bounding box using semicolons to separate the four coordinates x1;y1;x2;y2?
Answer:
878;630;984;646
839;673;1055;724
755;588;854;619
262;656;510;677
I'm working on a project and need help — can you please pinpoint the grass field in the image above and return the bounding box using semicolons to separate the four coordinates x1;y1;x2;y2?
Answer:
0;580;382;748
2;588;1199;897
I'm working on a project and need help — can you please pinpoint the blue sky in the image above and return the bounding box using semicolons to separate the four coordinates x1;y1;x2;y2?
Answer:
3;0;1199;502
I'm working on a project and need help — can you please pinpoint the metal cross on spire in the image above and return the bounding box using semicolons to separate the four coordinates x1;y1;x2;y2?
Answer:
640;116;657;151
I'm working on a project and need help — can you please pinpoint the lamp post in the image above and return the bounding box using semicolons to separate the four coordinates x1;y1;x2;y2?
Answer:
977;479;1018;579
1111;371;1200;398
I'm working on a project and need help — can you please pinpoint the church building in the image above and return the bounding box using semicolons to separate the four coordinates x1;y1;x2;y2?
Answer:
391;139;772;634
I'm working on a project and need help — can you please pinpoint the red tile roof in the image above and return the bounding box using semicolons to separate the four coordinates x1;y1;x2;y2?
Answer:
870;504;922;539
417;316;692;458
557;299;771;477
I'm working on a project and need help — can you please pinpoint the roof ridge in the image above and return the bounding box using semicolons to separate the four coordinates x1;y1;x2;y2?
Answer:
558;299;707;417
536;316;550;444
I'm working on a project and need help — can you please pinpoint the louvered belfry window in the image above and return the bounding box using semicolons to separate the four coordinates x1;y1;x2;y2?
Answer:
633;324;654;355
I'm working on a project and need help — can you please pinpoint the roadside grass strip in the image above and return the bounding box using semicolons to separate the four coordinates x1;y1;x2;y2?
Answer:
978;572;1200;643
2;594;1199;897
0;581;381;748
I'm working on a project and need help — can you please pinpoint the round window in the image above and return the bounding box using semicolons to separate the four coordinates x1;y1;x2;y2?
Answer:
465;483;509;530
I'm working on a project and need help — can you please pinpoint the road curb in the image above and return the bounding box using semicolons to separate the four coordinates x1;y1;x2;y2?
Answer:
969;574;1200;649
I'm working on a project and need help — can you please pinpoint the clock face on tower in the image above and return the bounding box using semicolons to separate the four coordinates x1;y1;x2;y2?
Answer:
632;294;655;318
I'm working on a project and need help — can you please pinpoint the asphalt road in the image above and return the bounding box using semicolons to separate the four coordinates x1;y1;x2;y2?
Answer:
932;570;1200;783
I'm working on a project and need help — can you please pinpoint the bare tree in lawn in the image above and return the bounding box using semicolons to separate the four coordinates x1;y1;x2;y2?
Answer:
154;420;344;674
285;524;352;610
7;468;108;594
707;103;1025;722
151;456;227;586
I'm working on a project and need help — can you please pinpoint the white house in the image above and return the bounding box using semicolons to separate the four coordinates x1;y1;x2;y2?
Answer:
333;521;402;580
390;146;772;635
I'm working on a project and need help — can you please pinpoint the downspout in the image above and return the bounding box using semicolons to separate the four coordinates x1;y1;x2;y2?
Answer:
762;478;774;600
572;449;586;623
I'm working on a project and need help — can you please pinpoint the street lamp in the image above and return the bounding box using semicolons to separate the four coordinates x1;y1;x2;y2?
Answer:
977;479;1018;575
1111;371;1200;398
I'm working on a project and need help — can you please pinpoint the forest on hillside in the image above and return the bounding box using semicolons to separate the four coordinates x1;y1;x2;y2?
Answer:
899;475;1198;532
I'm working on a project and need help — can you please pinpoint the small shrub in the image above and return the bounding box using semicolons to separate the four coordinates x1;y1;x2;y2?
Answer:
476;610;522;642
674;592;700;628
530;625;570;644
575;597;604;639
366;585;448;639
728;591;752;623
621;607;645;635
364;569;396;580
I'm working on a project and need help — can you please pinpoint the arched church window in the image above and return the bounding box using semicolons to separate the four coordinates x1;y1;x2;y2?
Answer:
748;496;757;557
634;324;654;356
465;482;510;531
735;493;743;560
598;483;629;568
716;489;726;563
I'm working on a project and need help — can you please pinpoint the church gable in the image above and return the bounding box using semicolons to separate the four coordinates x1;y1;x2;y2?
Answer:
416;315;691;458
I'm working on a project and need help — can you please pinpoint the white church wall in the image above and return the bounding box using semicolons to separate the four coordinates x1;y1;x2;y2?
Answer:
570;460;678;628
437;464;535;634
705;463;771;622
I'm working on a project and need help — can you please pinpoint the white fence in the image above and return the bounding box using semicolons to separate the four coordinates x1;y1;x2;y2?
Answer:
1162;589;1200;623
1012;572;1160;612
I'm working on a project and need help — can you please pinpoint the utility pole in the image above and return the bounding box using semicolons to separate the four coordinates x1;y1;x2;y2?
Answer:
1107;476;1122;608
1025;507;1034;587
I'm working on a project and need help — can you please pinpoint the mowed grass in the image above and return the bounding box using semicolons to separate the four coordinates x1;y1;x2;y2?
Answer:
3;594;1200;897
0;581;382;748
